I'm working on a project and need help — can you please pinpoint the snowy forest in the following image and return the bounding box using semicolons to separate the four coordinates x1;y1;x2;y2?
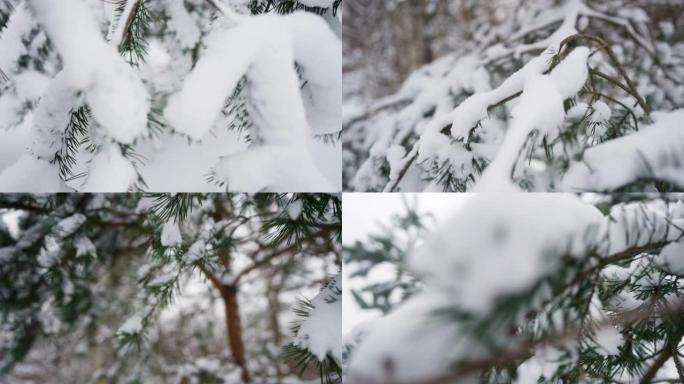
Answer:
343;193;684;383
0;193;342;383
0;0;342;192
343;0;684;192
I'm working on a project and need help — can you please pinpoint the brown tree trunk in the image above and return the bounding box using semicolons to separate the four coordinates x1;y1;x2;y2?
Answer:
220;285;252;383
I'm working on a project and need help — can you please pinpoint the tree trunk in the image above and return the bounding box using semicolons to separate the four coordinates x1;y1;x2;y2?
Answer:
220;285;252;383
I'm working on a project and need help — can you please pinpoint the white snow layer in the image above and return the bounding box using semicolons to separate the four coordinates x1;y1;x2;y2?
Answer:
0;155;69;192
164;11;339;192
82;145;137;192
28;0;150;144
55;213;87;238
595;326;623;355
476;47;590;191
409;194;602;313
118;314;143;335
656;240;684;275
562;109;684;191
294;273;342;363
160;221;182;247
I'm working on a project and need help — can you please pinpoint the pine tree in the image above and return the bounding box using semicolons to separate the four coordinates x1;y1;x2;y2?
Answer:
0;193;341;383
344;193;684;383
0;0;341;192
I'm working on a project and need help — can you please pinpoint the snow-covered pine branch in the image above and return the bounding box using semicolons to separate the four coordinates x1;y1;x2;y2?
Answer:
165;9;341;192
344;0;684;193
285;272;342;383
0;0;342;192
344;194;684;383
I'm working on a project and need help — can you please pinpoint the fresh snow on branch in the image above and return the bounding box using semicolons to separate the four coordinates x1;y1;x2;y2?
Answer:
345;194;684;383
28;0;150;144
344;0;684;193
165;11;340;192
0;1;341;192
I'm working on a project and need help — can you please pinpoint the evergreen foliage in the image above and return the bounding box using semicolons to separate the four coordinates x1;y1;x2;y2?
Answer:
0;193;341;383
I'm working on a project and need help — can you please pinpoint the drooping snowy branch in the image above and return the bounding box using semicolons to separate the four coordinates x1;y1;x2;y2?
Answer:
344;0;683;193
28;0;150;144
165;11;341;192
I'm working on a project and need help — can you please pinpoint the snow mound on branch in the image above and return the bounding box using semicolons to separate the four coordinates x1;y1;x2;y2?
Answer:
290;12;342;136
28;74;79;159
294;273;342;363
29;0;150;144
594;326;623;355
655;240;684;275
166;1;201;49
476;47;590;191
0;3;33;74
347;290;469;383
0;155;69;192
82;145;137;192
75;236;96;257
476;75;565;191
549;47;590;99
117;314;143;335
409;194;602;313
164;11;339;192
55;214;87;238
562;109;684;191
160;221;182;247
212;145;333;192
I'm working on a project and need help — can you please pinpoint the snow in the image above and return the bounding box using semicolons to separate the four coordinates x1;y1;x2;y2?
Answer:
55;214;87;238
82;145;137;192
476;47;589;191
1;3;340;192
166;1;201;49
347;289;467;383
185;239;206;263
595;326;623;355
28;0;150;144
476;75;565;191
28;74;78;159
515;347;568;384
160;221;182;247
549;47;590;99
590;101;612;124
409;194;602;313
212;145;333;192
220;271;236;286
118;314;143;335
286;200;303;220
345;0;680;193
0;3;33;74
290;12;342;136
148;273;175;288
0;155;69;192
294;273;342;363
656;240;684;275
165;11;339;192
75;236;96;257
562;109;684;191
